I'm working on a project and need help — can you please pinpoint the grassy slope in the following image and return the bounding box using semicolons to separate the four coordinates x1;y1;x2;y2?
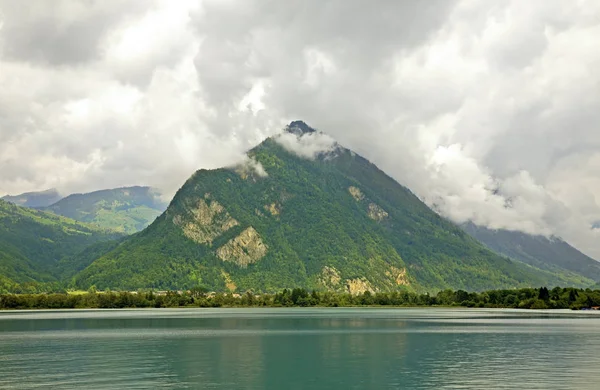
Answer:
73;135;586;293
43;186;166;234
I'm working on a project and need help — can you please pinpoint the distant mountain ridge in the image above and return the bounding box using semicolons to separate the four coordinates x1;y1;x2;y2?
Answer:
42;186;167;234
461;222;600;283
1;189;62;208
71;121;592;292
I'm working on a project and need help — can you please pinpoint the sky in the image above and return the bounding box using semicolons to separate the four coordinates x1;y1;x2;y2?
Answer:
1;0;600;257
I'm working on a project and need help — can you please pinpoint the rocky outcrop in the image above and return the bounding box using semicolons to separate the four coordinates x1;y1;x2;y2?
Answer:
221;270;237;292
265;202;281;216
368;203;388;221
345;278;377;295
385;265;409;286
173;197;239;244
348;186;365;201
348;186;388;222
217;227;267;267
318;266;342;289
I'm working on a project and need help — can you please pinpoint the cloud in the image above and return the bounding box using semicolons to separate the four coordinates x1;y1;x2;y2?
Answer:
274;131;337;160
189;0;600;258
0;0;150;65
1;0;600;259
233;156;268;179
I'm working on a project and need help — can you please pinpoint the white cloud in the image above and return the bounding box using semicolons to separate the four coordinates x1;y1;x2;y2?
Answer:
1;0;600;259
232;156;268;178
274;132;337;160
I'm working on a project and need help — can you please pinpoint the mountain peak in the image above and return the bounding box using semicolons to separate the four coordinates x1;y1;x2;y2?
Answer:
73;124;585;293
285;120;317;136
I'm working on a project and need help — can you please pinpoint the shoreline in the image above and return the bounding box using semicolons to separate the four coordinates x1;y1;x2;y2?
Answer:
2;286;599;311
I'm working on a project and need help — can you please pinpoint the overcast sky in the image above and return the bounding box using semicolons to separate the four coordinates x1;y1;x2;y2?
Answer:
1;0;600;257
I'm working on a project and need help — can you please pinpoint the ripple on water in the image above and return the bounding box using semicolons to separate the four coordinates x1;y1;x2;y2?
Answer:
1;308;599;389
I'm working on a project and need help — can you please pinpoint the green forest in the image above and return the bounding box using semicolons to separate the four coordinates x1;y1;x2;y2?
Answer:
0;199;123;292
2;286;599;310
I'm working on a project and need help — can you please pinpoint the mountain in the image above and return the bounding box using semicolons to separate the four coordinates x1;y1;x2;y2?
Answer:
2;188;62;208
0;199;123;292
56;239;124;280
42;186;167;234
72;121;590;293
462;222;600;283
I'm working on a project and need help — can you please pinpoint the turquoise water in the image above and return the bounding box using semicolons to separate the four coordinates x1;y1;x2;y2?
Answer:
1;308;599;389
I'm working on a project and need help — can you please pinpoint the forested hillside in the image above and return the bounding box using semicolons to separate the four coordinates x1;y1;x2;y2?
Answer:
72;122;589;293
462;222;600;283
0;200;123;292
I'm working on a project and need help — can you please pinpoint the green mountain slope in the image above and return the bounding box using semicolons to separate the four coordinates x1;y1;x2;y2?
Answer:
0;199;123;292
73;122;589;292
2;188;62;208
56;239;124;280
461;222;600;283
43;186;167;234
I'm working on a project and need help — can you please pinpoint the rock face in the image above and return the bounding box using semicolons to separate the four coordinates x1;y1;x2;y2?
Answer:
265;202;281;216
217;227;268;267
346;278;376;295
368;203;388;221
349;186;388;221
318;266;342;289
286;120;317;136
173;197;238;244
386;266;409;286
348;186;365;201
221;270;237;292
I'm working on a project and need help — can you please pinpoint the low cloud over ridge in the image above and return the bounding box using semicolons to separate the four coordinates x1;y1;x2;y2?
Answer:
274;132;337;160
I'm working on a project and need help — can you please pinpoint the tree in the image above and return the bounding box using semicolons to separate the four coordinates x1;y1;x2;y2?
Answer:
568;288;579;303
242;291;255;306
291;288;308;305
538;287;550;301
189;285;208;298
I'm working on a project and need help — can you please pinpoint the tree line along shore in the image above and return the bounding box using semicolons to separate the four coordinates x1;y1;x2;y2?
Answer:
1;286;600;310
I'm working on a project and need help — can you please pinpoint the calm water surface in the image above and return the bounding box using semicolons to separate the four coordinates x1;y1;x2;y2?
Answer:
0;308;599;389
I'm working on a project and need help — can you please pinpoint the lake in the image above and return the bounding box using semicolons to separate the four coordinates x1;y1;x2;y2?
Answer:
0;308;599;389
